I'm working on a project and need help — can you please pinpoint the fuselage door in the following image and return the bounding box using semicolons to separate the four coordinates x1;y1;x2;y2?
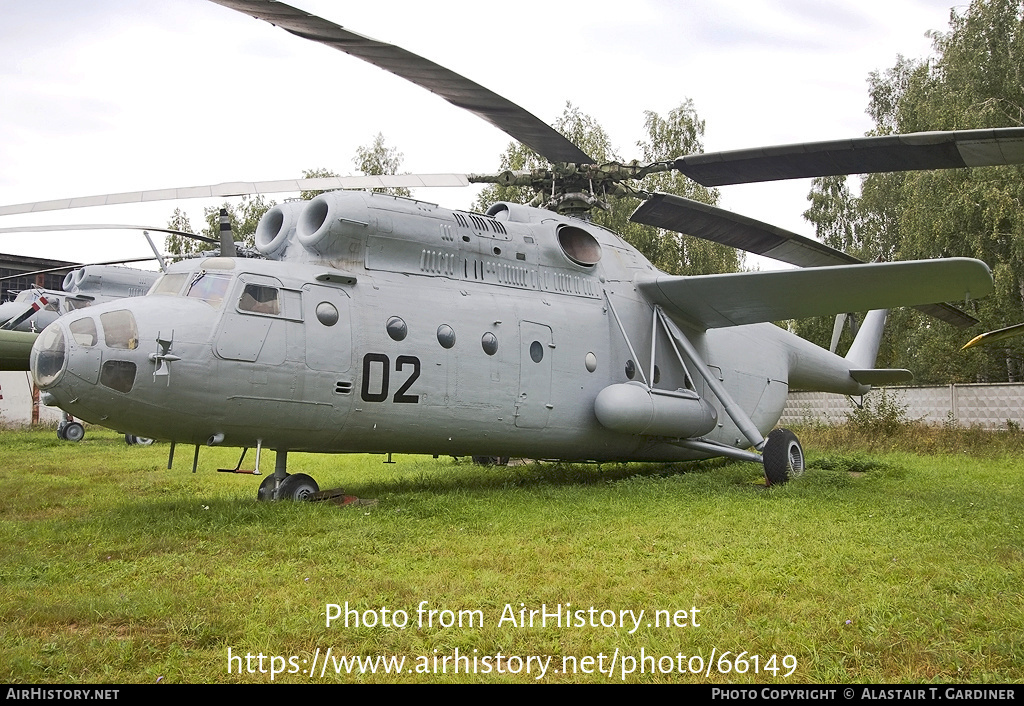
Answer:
515;321;553;429
303;284;353;373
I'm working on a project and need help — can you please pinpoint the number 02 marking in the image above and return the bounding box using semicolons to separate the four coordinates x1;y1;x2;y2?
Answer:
360;353;420;404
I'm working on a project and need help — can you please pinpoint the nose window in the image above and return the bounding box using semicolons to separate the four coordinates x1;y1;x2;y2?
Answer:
69;318;97;347
32;325;66;387
100;360;137;393
100;310;139;350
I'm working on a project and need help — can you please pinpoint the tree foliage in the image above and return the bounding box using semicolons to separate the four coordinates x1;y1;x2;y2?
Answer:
353;132;411;198
800;0;1024;383
473;101;741;275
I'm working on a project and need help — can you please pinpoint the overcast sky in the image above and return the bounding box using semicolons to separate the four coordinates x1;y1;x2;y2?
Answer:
0;0;964;268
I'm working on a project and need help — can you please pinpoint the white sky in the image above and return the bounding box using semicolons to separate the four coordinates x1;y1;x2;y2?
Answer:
0;0;963;269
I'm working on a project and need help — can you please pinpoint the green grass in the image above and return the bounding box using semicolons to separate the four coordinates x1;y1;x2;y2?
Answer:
1;425;1022;683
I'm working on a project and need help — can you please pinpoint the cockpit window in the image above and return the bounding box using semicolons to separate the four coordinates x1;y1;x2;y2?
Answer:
100;310;139;350
65;299;91;311
238;284;281;316
149;272;189;297
185;271;233;308
69;318;98;347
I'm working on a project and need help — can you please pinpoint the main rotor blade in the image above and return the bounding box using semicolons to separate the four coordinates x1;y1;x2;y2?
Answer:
0;224;216;243
962;322;1024;350
631;192;982;328
0;174;469;217
675;127;1024;186
632;192;860;267
208;0;594;165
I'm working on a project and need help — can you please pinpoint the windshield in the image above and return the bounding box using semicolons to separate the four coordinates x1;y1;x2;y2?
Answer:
185;271;233;308
148;272;189;297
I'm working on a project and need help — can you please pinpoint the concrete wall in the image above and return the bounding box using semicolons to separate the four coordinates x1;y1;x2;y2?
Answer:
0;371;63;427
781;383;1024;429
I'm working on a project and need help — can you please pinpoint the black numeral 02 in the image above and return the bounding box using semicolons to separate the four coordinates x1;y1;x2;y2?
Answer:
360;353;420;404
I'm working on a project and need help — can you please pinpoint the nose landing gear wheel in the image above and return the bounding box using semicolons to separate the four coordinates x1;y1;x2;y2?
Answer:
472;456;510;466
257;473;320;501
762;428;804;486
61;422;85;442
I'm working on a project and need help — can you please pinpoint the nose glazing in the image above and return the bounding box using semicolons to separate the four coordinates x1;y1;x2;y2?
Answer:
30;323;66;388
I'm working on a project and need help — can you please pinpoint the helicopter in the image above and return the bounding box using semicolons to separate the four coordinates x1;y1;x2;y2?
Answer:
5;0;1023;499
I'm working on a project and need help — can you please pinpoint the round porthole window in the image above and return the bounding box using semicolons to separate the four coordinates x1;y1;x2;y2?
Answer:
482;332;498;356
625;360;636;379
387;316;408;341
437;324;456;349
315;302;338;326
530;340;544;363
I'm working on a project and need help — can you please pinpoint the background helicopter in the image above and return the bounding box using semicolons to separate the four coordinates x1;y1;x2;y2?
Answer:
3;1;1022;499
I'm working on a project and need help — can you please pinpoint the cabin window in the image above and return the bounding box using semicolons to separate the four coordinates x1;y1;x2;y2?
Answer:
100;310;139;350
481;332;498;356
238;284;281;316
387;317;408;341
69;318;97;347
437;324;456;349
316;302;339;327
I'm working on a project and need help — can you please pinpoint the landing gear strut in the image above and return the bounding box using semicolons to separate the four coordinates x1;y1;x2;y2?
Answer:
762;428;805;486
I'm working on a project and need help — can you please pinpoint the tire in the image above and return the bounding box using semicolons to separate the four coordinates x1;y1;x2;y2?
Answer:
762;428;804;486
56;423;67;441
257;475;278;502
276;473;320;501
471;456;510;466
62;422;85;443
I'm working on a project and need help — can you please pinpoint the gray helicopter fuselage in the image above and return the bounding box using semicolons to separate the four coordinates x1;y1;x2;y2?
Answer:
30;191;863;462
1;265;157;332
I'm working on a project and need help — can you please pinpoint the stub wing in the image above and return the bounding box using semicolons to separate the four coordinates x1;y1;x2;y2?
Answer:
637;258;993;330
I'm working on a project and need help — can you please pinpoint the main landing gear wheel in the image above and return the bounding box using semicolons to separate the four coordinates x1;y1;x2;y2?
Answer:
257;473;320;501
762;428;804;486
124;435;154;446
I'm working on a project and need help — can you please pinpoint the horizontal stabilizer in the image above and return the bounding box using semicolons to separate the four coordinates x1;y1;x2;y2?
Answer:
631;192;982;328
637;258;993;330
849;369;913;385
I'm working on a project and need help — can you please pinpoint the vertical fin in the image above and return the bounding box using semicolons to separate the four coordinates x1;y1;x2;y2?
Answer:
844;309;888;369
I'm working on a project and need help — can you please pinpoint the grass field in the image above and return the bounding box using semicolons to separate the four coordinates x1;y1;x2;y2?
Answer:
1;423;1022;683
